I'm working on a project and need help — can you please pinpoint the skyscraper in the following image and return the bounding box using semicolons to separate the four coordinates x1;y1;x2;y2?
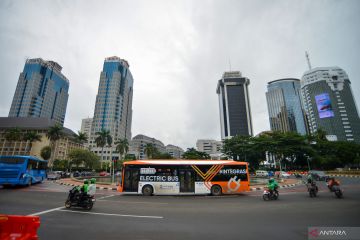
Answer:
89;56;133;161
216;71;253;139
266;78;307;135
9;58;69;125
300;67;360;143
80;117;93;148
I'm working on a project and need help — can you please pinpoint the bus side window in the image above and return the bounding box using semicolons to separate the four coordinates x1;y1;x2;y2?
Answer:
27;160;32;170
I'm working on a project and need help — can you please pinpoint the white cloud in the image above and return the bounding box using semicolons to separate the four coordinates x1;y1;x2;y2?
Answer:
0;0;359;150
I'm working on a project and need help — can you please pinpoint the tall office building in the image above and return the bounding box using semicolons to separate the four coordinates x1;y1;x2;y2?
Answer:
80;118;93;137
196;139;222;155
89;56;134;161
129;134;166;160
266;78;307;135
216;71;253;139
9;58;69;125
300;67;360;143
80;117;93;148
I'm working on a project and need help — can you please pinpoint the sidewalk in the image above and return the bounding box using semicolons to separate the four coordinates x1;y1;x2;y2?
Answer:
56;178;118;191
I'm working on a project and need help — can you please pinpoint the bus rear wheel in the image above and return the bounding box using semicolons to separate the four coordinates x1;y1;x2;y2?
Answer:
142;185;153;196
211;185;222;196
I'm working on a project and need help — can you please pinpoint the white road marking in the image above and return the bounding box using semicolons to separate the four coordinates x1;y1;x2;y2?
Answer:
57;209;164;219
28;206;64;216
97;194;115;200
97;199;169;205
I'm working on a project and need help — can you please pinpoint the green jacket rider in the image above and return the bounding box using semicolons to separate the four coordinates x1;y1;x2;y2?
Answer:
268;178;279;191
81;179;89;194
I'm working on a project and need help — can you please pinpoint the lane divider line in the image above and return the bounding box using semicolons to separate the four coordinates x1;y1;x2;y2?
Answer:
57;209;164;219
28;206;64;216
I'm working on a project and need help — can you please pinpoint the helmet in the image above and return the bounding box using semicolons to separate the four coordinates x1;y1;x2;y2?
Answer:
90;178;96;184
84;179;89;184
269;178;274;183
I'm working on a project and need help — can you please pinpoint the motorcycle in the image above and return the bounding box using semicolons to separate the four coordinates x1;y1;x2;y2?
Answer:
329;185;343;198
263;187;279;201
307;182;318;198
65;187;95;210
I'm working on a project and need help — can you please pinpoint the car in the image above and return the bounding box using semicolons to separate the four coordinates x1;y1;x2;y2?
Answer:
308;170;329;181
99;171;110;176
72;171;80;178
47;172;61;180
275;171;291;178
255;170;269;177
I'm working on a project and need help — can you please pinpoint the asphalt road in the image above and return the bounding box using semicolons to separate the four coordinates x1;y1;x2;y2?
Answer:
1;177;359;240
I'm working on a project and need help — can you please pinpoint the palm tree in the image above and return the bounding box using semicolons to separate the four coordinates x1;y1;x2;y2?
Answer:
23;131;42;153
75;131;88;144
46;124;64;166
4;127;22;155
115;138;129;161
144;143;155;159
95;129;112;163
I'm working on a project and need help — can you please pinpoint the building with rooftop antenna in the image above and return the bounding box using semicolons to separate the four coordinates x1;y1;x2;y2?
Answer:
300;66;360;143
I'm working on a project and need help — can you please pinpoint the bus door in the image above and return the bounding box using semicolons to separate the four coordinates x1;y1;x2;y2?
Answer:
123;168;139;192
179;169;195;192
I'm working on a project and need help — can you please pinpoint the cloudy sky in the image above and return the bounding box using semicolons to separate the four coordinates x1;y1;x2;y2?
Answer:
0;0;359;150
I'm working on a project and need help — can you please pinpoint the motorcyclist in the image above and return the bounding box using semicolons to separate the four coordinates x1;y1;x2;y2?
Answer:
88;178;97;197
69;185;81;202
267;178;279;196
80;179;90;201
307;173;314;184
327;177;340;191
307;173;318;192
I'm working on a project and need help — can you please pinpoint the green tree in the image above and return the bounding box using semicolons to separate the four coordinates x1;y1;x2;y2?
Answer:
5;127;22;153
144;143;156;159
152;152;173;159
222;135;264;169
115;138;129;160
46;124;64;166
75;131;88;144
52;159;69;170
23;131;42;152
95;129;112;162
68;148;100;169
182;148;210;159
5;127;22;141
40;146;52;160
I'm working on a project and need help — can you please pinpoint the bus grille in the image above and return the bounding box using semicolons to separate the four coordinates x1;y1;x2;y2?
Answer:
0;170;19;178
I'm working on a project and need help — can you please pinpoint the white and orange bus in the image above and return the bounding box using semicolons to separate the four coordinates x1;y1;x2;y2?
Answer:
118;160;250;196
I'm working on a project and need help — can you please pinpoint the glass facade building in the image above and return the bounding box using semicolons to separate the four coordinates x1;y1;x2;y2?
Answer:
301;67;360;143
266;79;307;135
89;56;134;161
216;71;253;139
9;58;69;125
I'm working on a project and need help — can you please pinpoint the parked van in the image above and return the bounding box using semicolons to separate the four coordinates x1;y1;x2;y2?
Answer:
255;170;269;177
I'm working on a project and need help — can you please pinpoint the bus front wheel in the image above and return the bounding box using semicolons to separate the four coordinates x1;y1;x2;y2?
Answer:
142;185;153;196
211;185;222;196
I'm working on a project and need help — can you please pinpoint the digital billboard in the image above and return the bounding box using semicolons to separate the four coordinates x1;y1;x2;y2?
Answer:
315;93;334;119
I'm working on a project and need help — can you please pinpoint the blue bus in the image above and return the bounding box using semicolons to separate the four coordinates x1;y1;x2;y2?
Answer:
0;155;48;186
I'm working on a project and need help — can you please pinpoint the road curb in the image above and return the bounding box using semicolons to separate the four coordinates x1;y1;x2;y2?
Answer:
250;180;304;191
328;174;360;178
55;181;118;191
